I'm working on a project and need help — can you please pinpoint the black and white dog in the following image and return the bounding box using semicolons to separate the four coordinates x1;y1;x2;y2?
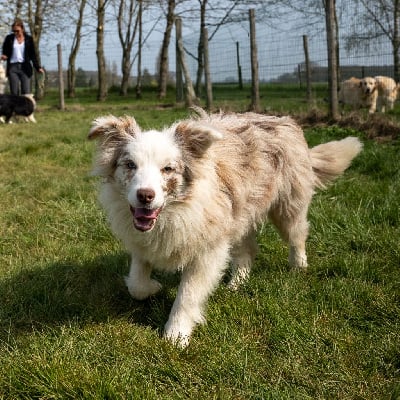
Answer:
0;93;36;123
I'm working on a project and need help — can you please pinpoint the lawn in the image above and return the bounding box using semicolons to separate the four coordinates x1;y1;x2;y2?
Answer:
0;87;399;399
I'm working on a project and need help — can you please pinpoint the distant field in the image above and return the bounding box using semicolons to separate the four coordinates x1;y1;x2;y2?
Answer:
41;83;330;112
0;88;399;399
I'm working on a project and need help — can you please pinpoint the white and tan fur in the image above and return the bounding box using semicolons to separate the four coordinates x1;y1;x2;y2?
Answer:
88;109;363;347
338;76;378;113
375;75;399;112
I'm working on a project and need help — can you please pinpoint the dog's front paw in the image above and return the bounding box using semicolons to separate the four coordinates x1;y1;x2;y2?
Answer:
163;313;197;348
227;267;250;291
289;247;308;269
125;277;162;300
163;324;191;348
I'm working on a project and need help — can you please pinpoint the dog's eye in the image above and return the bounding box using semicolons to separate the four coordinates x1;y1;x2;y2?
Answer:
163;165;175;173
126;161;137;170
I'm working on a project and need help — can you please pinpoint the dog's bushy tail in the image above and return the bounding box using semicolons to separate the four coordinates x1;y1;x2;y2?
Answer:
310;137;363;189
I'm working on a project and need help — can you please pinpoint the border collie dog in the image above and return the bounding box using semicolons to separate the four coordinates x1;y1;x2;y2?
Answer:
0;93;36;123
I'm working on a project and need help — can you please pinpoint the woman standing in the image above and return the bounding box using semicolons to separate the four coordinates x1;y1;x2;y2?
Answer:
1;18;44;95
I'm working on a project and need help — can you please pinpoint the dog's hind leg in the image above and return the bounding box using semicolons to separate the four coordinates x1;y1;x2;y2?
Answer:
269;205;310;269
26;114;36;123
164;241;230;347
227;230;258;290
5;113;12;124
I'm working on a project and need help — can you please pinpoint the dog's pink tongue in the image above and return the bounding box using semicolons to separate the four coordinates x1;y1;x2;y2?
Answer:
134;208;159;219
130;207;160;232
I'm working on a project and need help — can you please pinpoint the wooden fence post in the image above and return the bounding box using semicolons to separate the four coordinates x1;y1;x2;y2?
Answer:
57;44;65;111
303;35;312;102
175;17;184;103
249;9;260;112
203;28;213;110
236;42;243;90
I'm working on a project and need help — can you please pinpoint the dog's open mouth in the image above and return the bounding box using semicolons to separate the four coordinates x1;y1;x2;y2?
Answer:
130;206;161;232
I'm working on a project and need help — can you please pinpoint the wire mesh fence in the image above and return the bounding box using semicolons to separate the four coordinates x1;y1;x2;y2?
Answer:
40;4;396;88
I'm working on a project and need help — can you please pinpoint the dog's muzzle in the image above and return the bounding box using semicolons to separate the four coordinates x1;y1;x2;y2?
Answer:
130;206;162;232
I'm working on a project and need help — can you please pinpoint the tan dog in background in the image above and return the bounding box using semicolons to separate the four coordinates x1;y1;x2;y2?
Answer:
375;76;399;112
338;76;378;114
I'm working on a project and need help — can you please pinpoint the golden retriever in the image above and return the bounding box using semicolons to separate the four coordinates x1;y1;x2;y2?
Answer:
338;76;378;114
375;75;399;112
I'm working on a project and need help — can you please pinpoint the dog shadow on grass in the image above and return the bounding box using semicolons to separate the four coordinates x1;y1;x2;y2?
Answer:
0;253;179;337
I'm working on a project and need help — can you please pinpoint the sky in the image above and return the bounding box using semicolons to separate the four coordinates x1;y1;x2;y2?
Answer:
2;2;394;83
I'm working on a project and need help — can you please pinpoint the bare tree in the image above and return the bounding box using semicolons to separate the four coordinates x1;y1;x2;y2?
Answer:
345;0;400;81
67;0;87;98
27;0;45;98
95;0;111;101
179;0;264;97
158;0;176;99
194;0;207;97
136;0;143;98
25;0;71;98
115;0;139;96
325;0;339;119
176;17;198;106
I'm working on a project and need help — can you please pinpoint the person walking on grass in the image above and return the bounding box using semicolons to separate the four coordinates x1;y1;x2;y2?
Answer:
1;18;44;96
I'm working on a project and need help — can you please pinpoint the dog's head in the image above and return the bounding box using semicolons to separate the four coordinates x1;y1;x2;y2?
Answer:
89;114;222;232
360;77;377;95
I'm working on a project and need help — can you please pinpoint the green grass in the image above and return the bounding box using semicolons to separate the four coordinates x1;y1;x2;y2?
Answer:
0;88;399;399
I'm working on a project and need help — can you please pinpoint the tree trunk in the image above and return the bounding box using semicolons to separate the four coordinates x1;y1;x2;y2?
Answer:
27;0;44;99
158;0;175;99
195;0;207;97
120;50;132;96
177;36;198;107
97;0;108;102
118;0;139;96
249;9;260;112
325;0;339;120
136;0;143;99
175;17;184;103
67;0;86;98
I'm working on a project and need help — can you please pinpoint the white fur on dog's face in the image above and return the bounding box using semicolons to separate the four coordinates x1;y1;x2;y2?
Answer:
113;129;185;232
89;115;223;233
360;77;376;94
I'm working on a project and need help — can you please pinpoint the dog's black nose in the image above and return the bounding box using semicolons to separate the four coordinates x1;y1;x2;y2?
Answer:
137;188;155;205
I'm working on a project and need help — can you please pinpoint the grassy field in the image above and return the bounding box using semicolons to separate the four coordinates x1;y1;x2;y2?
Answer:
0;86;399;399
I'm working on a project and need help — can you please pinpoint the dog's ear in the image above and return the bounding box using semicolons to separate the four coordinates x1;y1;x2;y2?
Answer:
88;115;139;145
89;116;140;177
175;121;223;157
